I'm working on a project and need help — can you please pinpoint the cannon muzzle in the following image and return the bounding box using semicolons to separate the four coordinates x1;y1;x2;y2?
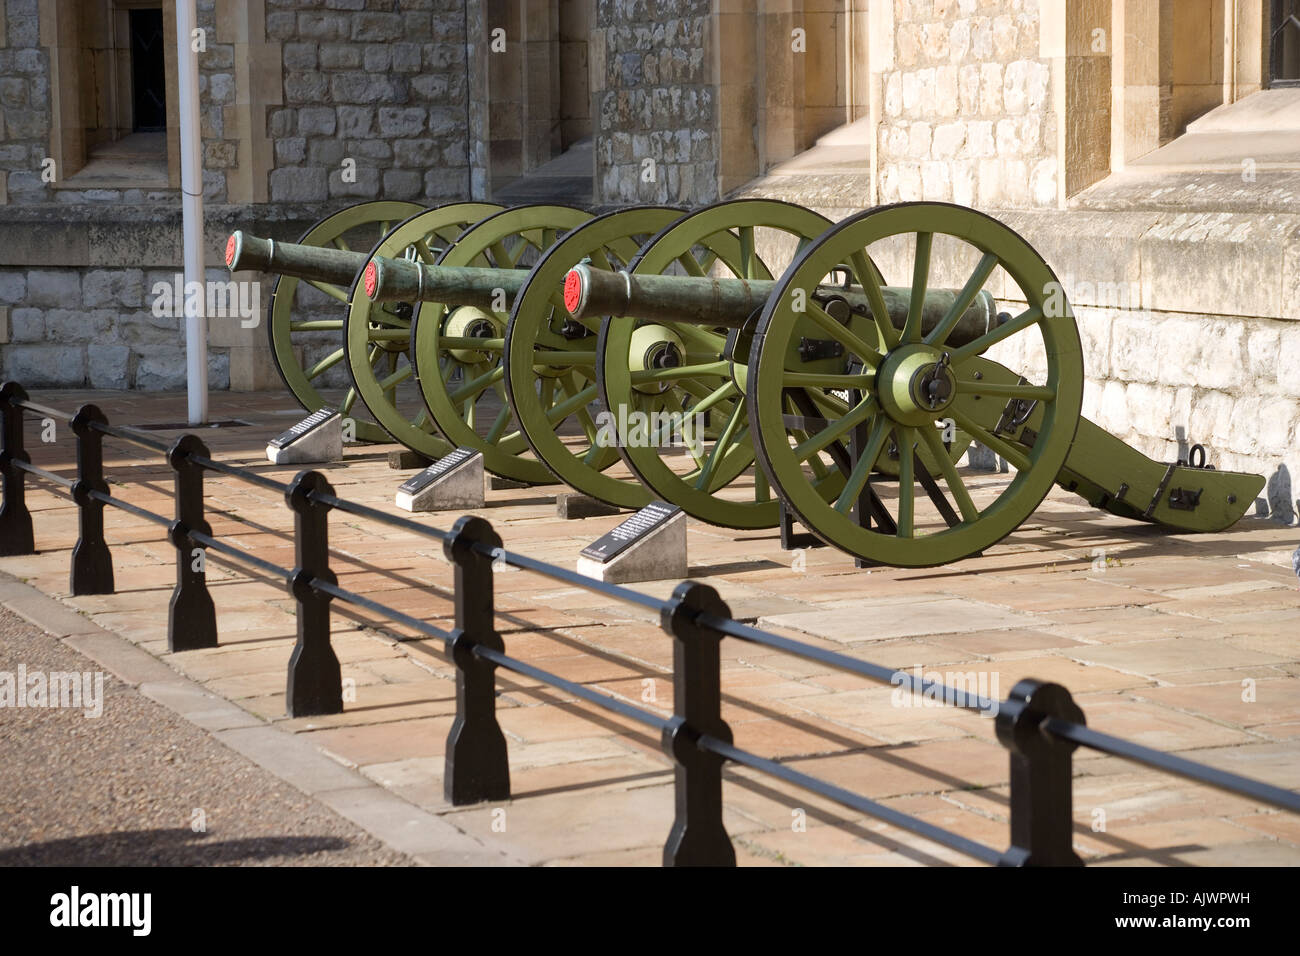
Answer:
562;263;1000;344
228;230;530;311
225;230;369;286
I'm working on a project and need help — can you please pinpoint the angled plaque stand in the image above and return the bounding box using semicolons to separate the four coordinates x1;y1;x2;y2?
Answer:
395;448;485;512
575;500;686;584
266;408;343;465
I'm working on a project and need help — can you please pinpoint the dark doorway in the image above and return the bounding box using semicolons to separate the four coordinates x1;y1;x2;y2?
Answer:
130;8;167;131
1272;0;1300;87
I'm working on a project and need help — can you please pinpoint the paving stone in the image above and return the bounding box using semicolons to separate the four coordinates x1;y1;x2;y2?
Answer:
760;595;1031;642
4;388;1298;866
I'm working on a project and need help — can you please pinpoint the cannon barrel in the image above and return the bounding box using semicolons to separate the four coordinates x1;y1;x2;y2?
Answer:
225;230;370;285
226;231;528;312
361;256;529;311
561;263;999;343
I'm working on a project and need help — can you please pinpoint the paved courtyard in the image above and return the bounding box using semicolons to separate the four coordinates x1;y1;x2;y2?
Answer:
2;388;1298;866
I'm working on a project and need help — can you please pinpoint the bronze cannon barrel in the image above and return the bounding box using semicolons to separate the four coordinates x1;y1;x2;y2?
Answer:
360;256;530;311
225;231;370;286
561;263;999;343
226;230;529;311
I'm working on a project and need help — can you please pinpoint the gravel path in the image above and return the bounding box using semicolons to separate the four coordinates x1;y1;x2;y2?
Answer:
0;606;413;866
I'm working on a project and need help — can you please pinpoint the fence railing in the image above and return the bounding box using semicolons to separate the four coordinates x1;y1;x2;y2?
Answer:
2;380;1297;866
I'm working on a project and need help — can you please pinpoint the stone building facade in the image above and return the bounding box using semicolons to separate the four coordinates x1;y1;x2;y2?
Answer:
0;0;1297;518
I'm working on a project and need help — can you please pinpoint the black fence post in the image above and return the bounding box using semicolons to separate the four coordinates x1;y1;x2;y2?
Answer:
0;382;35;556
69;404;114;595
284;470;342;717
442;514;510;805
996;678;1085;866
661;581;736;867
167;435;217;651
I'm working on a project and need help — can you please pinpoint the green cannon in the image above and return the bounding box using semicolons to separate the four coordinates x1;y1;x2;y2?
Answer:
233;198;1264;569
560;201;1263;565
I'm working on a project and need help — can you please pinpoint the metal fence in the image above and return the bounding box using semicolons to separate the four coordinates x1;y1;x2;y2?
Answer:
2;380;1297;866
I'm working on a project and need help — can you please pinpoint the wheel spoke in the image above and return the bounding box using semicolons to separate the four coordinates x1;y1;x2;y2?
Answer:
488;240;513;267
683;378;738;420
532;348;597;367
738;225;756;280
896;427;916;537
630;359;730;386
851;250;899;351
948;306;1045;363
799;300;886;369
950;409;1032;471
903;232;932;344
924;252;1000;347
484;404;513;443
290;319;344;332
693;401;745;491
304;348;345;380
956;381;1055;402
918;425;979;522
305;279;348;304
497;430;530;456
449;365;504;403
413;238;438;263
781;371;875;390
676;251;707;277
340;387;358;414
376;363;411;392
793;397;878;461
331;236;350;252
833;416;891;514
545;381;598;424
559;373;599;443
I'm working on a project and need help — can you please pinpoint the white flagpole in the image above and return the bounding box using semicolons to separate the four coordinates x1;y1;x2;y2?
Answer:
176;0;208;425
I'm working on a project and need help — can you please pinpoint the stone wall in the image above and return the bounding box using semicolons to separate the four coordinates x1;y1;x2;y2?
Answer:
591;0;717;205
876;0;1058;207
0;0;474;390
266;0;472;204
0;0;53;206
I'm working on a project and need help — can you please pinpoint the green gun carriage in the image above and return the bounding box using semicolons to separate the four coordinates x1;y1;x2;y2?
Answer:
229;200;1264;569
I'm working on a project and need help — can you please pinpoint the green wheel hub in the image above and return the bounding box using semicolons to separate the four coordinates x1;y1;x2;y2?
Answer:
596;199;835;530
503;206;687;506
408;203;592;483
340;202;504;457
748;202;1085;567
267;200;425;443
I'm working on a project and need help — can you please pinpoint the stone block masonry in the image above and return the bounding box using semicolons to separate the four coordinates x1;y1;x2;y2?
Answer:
266;0;473;204
593;1;718;205
877;0;1058;208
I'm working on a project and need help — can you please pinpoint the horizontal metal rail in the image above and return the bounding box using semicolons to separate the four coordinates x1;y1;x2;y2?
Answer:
1046;718;1300;814
2;381;1296;868
11;459;75;490
699;734;1004;865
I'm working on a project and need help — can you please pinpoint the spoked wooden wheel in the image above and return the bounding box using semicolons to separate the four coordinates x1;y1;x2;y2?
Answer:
504;206;687;508
267;200;425;442
595;199;833;529
340;202;503;455
749;202;1084;567
408;204;592;482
